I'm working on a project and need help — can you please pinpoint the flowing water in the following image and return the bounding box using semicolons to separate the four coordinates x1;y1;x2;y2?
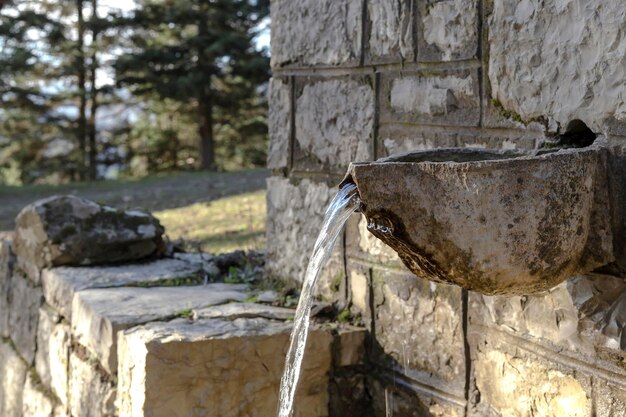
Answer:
277;183;360;417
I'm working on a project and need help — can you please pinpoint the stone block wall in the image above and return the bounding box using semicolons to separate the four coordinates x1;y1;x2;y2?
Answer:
267;1;626;415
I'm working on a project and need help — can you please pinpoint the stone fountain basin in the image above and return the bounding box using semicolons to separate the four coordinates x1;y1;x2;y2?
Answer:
341;144;613;295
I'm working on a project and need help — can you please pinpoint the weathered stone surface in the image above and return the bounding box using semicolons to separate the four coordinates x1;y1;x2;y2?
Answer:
469;335;591;417
72;283;247;373
0;339;28;417
267;77;291;170
8;273;43;364
294;78;374;173
266;177;348;300
193;302;294;321
368;377;435;417
418;0;478;61
14;195;164;282
381;70;480;126
42;258;202;319
68;351;116;417
471;274;626;361
334;326;366;367
270;0;362;67
372;268;466;394
345;144;613;294
0;239;14;337
488;0;626;132
367;0;413;62
328;373;372;417
592;377;626;417
117;317;333;417
35;304;70;405
346;215;400;265
22;371;62;417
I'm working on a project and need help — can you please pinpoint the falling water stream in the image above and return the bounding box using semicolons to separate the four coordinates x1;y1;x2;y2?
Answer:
277;182;360;417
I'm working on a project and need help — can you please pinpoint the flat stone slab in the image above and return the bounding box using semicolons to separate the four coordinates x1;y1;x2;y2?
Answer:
71;283;248;374
193;302;294;321
117;316;333;417
42;258;202;319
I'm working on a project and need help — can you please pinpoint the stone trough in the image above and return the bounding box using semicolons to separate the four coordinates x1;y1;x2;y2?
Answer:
341;140;614;295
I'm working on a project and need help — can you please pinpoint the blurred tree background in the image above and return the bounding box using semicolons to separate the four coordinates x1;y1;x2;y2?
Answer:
0;0;270;185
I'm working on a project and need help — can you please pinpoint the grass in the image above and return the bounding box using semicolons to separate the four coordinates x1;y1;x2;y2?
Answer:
155;189;266;254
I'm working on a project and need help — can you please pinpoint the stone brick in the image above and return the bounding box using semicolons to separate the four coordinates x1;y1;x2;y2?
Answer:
294;77;374;174
468;333;592;417
372;268;466;395
333;326;366;367
368;376;452;417
488;0;626;132
68;351;116;417
265;177;349;301
470;274;626;364
418;0;479;61
0;239;14;337
381;70;480;126
0;339;28;417
8;273;43;364
592;377;626;417
41;258;202;319
270;0;362;67
71;283;248;374
329;372;372;417
377;124;539;158
22;371;63;417
35;304;70;406
267;77;291;170
367;0;413;62
117;317;333;417
345;215;401;266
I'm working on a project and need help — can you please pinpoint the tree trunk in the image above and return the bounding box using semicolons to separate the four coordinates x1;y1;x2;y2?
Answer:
197;88;215;171
76;0;87;180
87;0;99;180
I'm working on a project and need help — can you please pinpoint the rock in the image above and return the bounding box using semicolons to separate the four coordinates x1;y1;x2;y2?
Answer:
22;371;60;417
367;0;413;62
418;0;478;61
0;339;28;417
333;326;366;367
381;69;480;126
294;78;374;174
41;258;202;319
270;0;362;67
345;145;613;294
192;302;294;321
488;0;626;131
469;336;591;417
14;195;164;282
71;283;249;373
267;77;291;170
0;239;14;337
68;351;116;417
117;317;333;417
8;273;43;364
35;304;70;406
265;177;348;301
371;268;466;396
592;377;626;417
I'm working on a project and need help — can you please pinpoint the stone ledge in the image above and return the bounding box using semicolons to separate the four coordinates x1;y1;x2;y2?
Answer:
42;258;202;319
71;283;249;374
117;316;334;417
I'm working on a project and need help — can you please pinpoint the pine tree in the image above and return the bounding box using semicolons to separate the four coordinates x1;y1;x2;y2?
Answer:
114;0;269;171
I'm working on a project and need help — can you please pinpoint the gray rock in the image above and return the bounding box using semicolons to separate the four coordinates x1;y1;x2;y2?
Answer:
192;302;294;321
270;0;362;67
0;239;14;337
35;305;70;406
487;0;626;132
22;371;60;417
367;0;413;62
71;283;249;373
68;351;116;417
117;317;333;417
294;78;374;174
41;258;202;319
418;0;478;61
14;195;164;282
267;77;291;170
0;339;28;417
344;144;613;294
592;377;626;417
8;273;43;364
